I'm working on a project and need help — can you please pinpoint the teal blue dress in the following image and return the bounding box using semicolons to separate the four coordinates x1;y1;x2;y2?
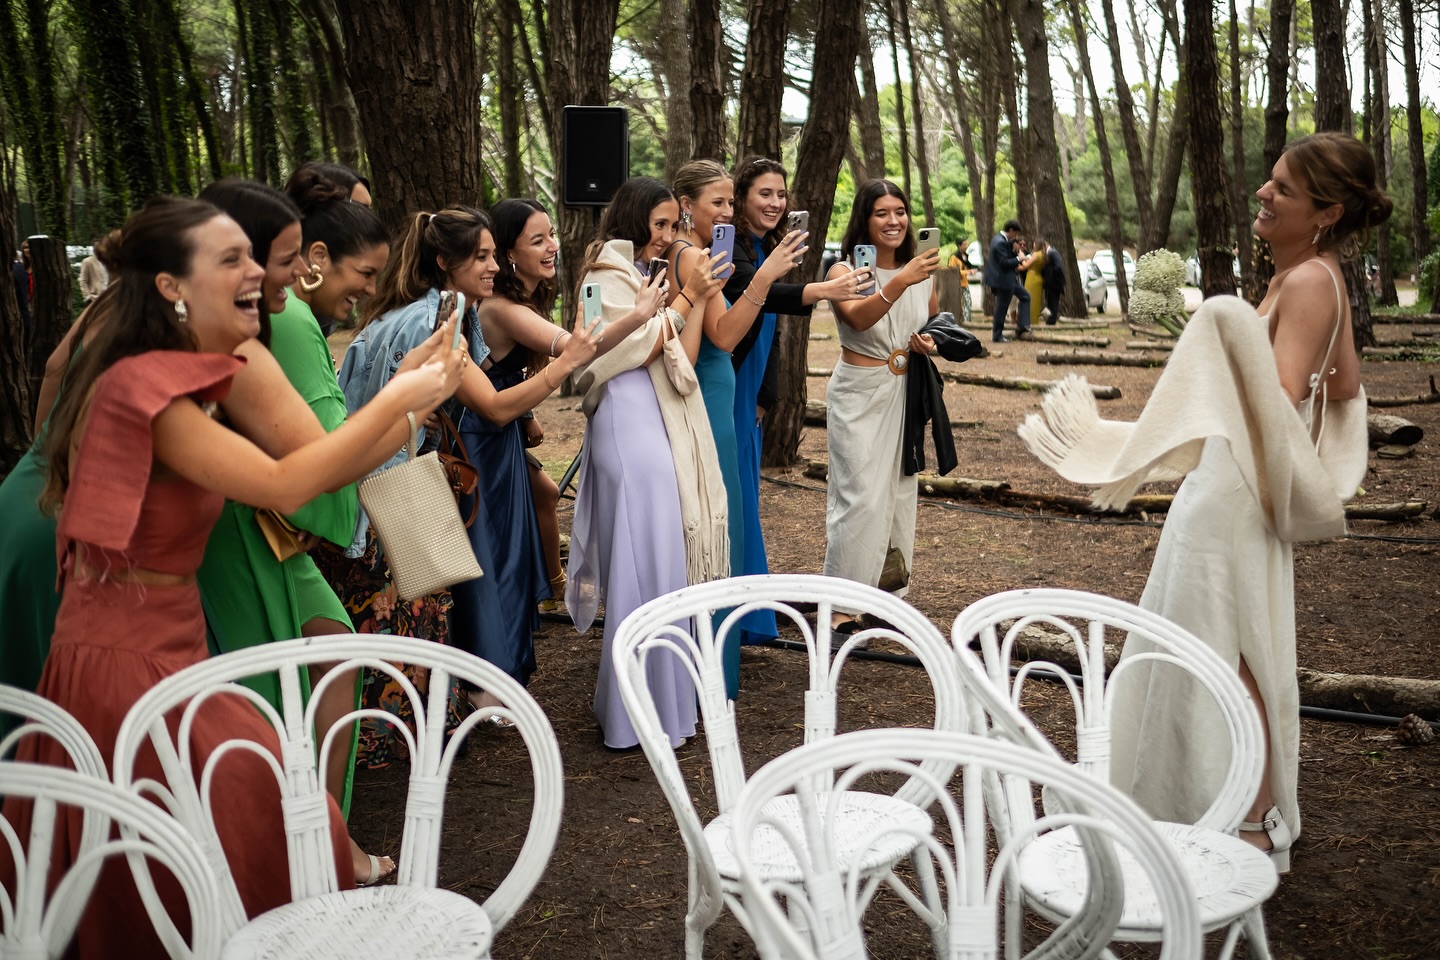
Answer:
694;331;745;698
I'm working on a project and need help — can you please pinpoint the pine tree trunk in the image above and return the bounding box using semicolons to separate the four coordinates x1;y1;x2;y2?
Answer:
1013;0;1083;317
762;0;861;468
885;0;911;200
244;0;281;185
689;0;727;163
898;0;934;224
1184;0;1235;298
1369;0;1397;306
1396;0;1430;261
997;5;1032;233
22;0;66;237
272;0;316;168
1099;0;1154;249
658;0;693;180
335;0;481;233
0;197;31;474
931;0;989;245
855;15;886;179
497;0;523;196
1065;0;1129;314
1143;3;1186;254
1227;0;1254;302
24;236;71;395
737;0;789;162
1255;0;1293;296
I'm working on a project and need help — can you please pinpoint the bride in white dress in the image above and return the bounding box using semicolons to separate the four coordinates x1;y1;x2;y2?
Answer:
1110;132;1392;873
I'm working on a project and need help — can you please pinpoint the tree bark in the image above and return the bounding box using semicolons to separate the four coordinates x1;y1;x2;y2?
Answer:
1312;0;1350;134
761;0;861;468
1227;0;1254;301
996;2;1033;233
1098;0;1154;249
1013;0;1083;317
658;0;693;179
884;0;912;200
898;0;934;224
1186;0;1235;298
1368;0;1397;306
1396;0;1430;261
689;0;727;163
24;236;71;395
737;0;789;162
335;0;482;236
1143;4;1187;254
854;13;886;179
1255;0;1294;297
930;0;989;245
20;0;65;236
497;0;523;196
0;196;31;474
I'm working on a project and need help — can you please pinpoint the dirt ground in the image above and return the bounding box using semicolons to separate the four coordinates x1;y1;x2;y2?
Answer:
347;301;1440;960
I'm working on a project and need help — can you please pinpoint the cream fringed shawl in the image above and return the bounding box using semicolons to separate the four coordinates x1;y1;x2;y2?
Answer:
572;239;730;584
1018;295;1367;543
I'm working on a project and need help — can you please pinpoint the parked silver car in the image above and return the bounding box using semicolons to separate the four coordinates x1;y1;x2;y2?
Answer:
1081;260;1108;313
1184;250;1241;286
1091;248;1136;286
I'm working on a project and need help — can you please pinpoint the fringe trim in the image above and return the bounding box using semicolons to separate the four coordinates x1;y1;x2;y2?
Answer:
1017;374;1101;469
684;518;732;585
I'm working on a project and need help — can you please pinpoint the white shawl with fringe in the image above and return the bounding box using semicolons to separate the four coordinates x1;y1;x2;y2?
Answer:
573;239;730;585
1018;295;1367;543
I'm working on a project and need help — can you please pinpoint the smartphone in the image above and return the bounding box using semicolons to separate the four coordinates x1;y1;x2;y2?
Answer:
435;291;456;332
852;243;877;296
786;210;809;237
710;223;736;277
917;227;940;255
582;282;603;330
451;292;466;350
647;258;668;282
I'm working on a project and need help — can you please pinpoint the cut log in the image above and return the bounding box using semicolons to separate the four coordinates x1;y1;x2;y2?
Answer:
1374;338;1438;348
1367;375;1440;407
1024;332;1112;348
807;367;831;377
804;399;827;425
1367;414;1424;446
1372;312;1440;324
1126;340;1176;351
808;332;833;341
1037;349;1167;368
1376;445;1413;459
1344;500;1426;520
1126;321;1177;339
1361;346;1440;361
940;369;1122;400
994;628;1440;719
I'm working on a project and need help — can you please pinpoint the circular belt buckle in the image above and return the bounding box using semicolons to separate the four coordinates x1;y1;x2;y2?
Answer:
886;348;909;375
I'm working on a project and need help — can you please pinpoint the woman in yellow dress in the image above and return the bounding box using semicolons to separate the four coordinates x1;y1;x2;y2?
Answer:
1021;238;1046;329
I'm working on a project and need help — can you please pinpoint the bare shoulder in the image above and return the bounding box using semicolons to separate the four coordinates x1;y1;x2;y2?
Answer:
825;260;853;281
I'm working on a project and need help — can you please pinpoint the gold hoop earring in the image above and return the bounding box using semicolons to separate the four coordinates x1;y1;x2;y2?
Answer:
174;298;188;323
299;263;324;293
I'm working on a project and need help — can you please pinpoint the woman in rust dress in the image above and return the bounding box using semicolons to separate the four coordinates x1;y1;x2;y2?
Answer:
1;196;462;957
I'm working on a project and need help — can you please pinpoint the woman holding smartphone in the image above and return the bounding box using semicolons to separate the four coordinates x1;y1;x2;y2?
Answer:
723;157;873;650
665;159;806;697
0;197;462;955
569;176;728;748
823;180;940;634
348;206;601;722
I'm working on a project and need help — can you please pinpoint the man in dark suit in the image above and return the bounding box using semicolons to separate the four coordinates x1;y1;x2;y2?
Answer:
983;220;1028;342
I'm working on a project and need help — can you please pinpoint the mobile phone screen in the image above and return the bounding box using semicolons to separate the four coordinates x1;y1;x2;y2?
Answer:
710;224;736;277
648;258;668;281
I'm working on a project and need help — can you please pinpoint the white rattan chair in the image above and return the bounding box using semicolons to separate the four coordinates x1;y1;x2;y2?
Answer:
952;589;1278;960
612;574;968;960
0;683;107;778
1;762;225;959
112;634;564;960
731;729;1202;960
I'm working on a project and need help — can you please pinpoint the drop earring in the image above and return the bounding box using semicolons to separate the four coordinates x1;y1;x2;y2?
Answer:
681;210;693;233
299;263;324;293
175;298;188;323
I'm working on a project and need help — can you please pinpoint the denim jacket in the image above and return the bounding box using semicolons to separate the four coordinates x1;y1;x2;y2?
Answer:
337;288;490;555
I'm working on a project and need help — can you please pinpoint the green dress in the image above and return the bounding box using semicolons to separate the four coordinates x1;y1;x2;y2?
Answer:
0;444;60;706
196;294;360;813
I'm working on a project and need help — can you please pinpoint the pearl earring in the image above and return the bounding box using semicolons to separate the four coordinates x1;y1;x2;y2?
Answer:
175;298;188;323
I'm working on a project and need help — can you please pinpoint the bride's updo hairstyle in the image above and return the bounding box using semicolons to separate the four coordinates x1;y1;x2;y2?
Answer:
1283;131;1394;259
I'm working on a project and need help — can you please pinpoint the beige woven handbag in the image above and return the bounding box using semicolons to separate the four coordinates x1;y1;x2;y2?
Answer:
358;412;483;600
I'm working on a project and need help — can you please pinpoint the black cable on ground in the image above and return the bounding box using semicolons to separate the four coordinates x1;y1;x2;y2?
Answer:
760;473;1440;541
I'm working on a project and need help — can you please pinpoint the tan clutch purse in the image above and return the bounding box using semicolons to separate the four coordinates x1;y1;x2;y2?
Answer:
357;413;484;600
255;509;315;563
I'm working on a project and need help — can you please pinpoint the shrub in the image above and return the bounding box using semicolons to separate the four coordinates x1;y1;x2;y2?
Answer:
1134;249;1186;293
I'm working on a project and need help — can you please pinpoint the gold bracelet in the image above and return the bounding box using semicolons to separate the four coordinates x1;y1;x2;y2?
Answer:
542;365;557;390
878;288;895;305
742;286;766;308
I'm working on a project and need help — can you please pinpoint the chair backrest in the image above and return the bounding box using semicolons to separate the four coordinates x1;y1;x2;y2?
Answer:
0;762;224;959
730;729;1201;960
611;575;967;902
952;589;1264;833
111;634;563;936
0;684;107;779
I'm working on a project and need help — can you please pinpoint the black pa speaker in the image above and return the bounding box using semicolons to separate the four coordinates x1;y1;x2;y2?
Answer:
562;106;629;207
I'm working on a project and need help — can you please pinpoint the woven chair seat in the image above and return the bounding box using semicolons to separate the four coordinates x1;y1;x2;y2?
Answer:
221;885;493;959
706;790;932;882
1019;821;1278;932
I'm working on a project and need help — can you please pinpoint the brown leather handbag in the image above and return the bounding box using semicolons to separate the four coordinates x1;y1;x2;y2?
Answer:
435;410;480;528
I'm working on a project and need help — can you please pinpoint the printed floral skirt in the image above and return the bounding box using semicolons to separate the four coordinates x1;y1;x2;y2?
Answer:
314;533;469;769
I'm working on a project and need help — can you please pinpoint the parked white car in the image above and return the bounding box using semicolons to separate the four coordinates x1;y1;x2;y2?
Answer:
1184;250;1241;286
1081;260;1109;313
1091;248;1136;286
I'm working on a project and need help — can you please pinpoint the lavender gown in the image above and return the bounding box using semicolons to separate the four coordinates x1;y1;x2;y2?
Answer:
567;367;698;749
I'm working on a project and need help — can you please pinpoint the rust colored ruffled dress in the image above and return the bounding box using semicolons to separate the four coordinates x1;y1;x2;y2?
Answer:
2;351;353;957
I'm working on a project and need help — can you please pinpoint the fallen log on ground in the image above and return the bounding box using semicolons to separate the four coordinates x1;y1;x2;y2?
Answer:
1023;332;1112;348
998;628;1440;720
940;369;1122;399
1126;340;1176;351
1126;321;1177;339
809;332;833;341
1343;500;1427;520
1372;312;1440;324
1367;375;1440;408
1374;337;1438;348
1367;414;1424;447
1037;349;1168;368
804;399;980;430
1361;346;1440;361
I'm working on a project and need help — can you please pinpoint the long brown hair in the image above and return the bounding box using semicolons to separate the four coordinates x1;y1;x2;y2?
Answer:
365;207;492;327
731;156;788;254
579;176;676;281
41;197;223;513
